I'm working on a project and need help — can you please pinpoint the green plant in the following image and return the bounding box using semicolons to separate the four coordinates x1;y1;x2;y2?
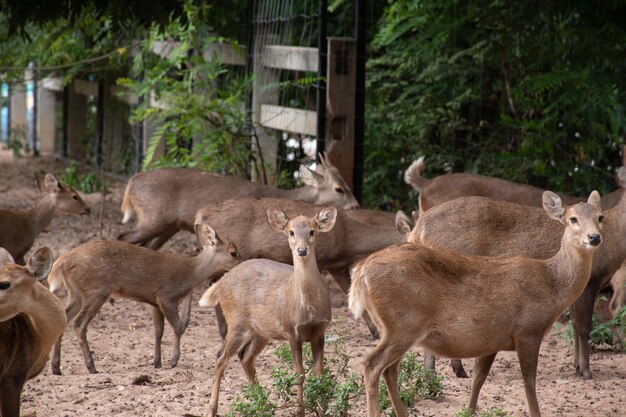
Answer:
59;163;103;194
553;302;626;350
226;382;276;417
378;351;444;416
456;407;513;417
6;126;27;158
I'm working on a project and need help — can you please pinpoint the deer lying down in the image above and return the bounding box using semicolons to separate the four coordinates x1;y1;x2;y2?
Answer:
0;247;66;417
349;191;603;417
0;173;91;264
47;223;239;375
200;207;337;417
405;156;624;211
118;153;359;249
410;166;626;379
195;197;411;339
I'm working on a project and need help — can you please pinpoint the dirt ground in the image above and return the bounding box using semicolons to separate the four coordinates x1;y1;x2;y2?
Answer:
2;150;624;417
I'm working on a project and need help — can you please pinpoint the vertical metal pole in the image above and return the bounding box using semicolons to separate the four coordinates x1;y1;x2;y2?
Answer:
316;0;328;159
6;84;11;144
62;85;68;157
96;79;104;167
32;67;38;153
134;92;144;172
353;0;366;202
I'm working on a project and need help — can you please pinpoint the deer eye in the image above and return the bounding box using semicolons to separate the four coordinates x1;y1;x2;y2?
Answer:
0;281;10;290
569;217;578;224
72;195;79;201
309;230;315;237
289;230;295;236
598;215;604;223
230;251;237;258
335;187;344;194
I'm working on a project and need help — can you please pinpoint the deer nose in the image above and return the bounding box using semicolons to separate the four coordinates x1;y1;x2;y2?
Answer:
297;247;308;257
83;207;92;215
587;234;601;246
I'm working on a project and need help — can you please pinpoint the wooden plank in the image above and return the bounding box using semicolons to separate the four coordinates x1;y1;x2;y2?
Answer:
202;43;246;66
324;38;357;187
264;45;318;72
260;104;317;136
41;77;63;92
73;79;99;96
111;86;138;105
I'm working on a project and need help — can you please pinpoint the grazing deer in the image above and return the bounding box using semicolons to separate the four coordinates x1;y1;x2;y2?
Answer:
199;207;337;417
195;198;411;340
118;153;359;249
405;156;624;212
410;167;626;379
47;223;239;375
349;191;603;417
0;173;91;264
0;247;65;417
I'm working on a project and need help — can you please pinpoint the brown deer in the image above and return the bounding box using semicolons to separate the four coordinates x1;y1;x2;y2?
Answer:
410;167;626;379
609;264;626;319
349;191;603;417
118;153;359;249
47;222;239;375
195;198;412;339
0;247;66;417
405;156;624;212
199;207;337;417
0;172;91;264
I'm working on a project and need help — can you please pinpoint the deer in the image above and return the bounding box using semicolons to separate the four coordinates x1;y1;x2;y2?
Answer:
0;172;91;264
199;206;337;417
117;153;359;250
405;156;624;212
409;166;626;380
47;222;239;375
194;197;412;341
609;264;626;319
0;247;66;417
349;191;603;417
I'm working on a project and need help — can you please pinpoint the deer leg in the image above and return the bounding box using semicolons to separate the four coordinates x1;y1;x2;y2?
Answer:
383;359;406;417
51;293;82;375
327;267;380;339
240;336;269;382
451;359;469;378
289;336;306;417
423;350;435;371
145;225;179;250
117;222;170;247
363;336;414;417
152;306;165;368
179;292;193;333
0;376;25;417
208;330;247;417
310;330;326;376
467;353;497;413
157;298;185;368
72;294;109;374
570;282;601;379
515;337;542;417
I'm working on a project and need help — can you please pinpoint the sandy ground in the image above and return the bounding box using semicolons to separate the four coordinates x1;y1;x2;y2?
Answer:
1;150;624;417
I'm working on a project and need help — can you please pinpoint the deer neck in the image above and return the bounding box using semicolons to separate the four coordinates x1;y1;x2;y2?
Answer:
27;195;57;235
189;248;220;287
545;229;595;309
20;284;66;353
290;251;328;311
277;185;317;202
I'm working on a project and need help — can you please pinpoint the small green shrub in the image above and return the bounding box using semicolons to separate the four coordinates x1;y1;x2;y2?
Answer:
378;351;445;416
554;302;626;351
226;382;275;417
60;163;103;194
456;407;513;417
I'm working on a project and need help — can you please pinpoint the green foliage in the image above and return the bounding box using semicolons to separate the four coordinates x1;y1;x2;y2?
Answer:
554;303;626;350
378;351;444;416
226;382;276;417
456;407;513;417
365;0;626;211
60;163;103;194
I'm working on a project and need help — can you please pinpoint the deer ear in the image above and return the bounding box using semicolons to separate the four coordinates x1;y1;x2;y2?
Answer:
43;173;62;193
196;223;221;247
299;165;324;187
616;167;626;189
26;247;53;280
315;207;337;233
267;209;289;233
543;191;565;221
395;210;413;236
0;248;15;266
587;190;601;209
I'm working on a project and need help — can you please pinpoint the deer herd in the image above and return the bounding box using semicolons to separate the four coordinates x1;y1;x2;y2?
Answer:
0;154;625;417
